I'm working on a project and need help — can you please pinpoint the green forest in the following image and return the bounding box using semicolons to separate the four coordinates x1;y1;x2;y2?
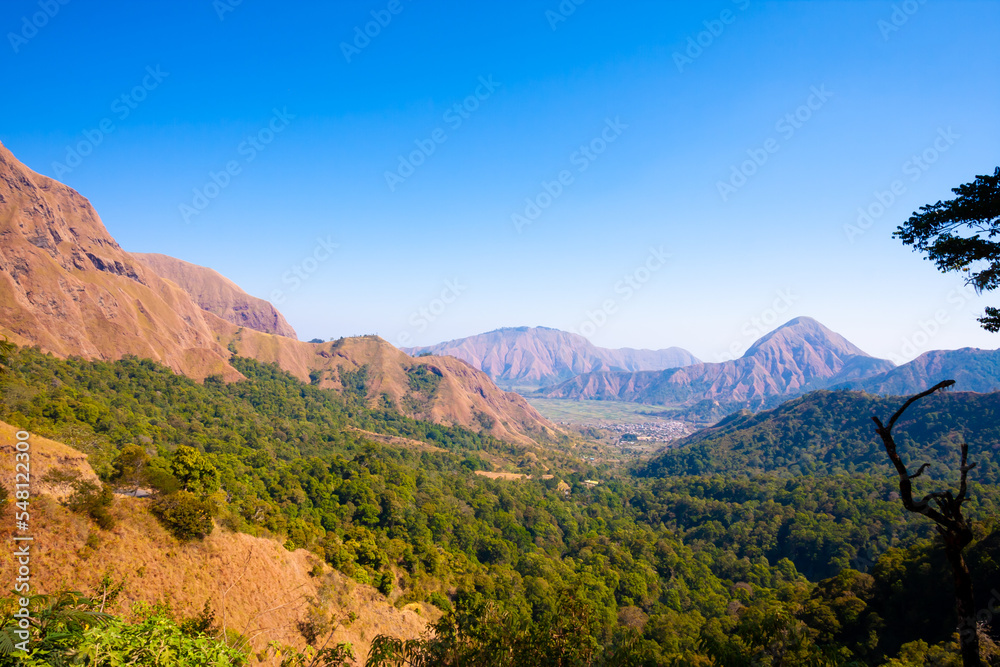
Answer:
1;346;998;665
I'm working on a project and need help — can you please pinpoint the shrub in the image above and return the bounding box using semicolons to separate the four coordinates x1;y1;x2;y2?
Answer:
109;444;151;494
180;600;217;636
63;479;116;530
376;571;394;597
151;491;214;540
428;591;452;612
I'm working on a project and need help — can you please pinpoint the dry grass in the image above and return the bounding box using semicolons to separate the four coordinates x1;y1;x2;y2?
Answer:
474;471;529;481
344;427;445;453
474;470;555;481
0;420;99;498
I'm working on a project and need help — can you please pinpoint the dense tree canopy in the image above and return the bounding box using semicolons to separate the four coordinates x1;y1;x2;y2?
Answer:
0;345;998;663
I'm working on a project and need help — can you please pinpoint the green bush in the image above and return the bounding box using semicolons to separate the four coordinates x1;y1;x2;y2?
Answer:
428;591;451;612
76;610;246;666
151;491;214;541
109;444;151;493
180;600;217;637
376;571;394;597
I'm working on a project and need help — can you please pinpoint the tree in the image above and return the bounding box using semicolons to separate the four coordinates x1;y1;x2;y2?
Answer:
872;380;981;667
895;167;1000;332
170;445;220;496
151;490;214;540
110;444;151;495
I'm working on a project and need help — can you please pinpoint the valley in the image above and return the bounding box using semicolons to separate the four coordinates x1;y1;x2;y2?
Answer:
525;396;686;427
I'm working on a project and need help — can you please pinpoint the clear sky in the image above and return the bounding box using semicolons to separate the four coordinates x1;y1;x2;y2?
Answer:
2;0;998;363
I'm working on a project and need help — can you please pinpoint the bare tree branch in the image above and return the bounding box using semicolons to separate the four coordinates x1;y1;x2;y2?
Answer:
872;380;982;667
885;379;955;432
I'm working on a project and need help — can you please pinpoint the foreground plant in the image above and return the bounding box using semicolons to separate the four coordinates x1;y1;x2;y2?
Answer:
0;593;246;666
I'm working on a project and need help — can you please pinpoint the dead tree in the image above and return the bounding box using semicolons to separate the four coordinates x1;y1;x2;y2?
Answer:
872;379;981;667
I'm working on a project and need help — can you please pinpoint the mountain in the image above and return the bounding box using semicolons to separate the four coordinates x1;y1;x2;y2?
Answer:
841;347;1000;395
133;252;298;338
234;332;560;444
0;140;243;380
403;326;699;390
537;317;895;414
0;140;556;445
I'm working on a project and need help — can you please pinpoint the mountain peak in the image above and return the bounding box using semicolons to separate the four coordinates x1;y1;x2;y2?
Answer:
539;316;894;412
743;316;872;360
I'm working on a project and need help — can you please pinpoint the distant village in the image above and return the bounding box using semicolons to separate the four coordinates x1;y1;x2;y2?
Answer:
602;419;693;443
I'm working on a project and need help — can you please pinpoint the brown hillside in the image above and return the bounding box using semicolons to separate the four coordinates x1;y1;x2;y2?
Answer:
133;252;298;339
0;140;244;381
0;421;99;498
0;140;556;444
0;423;431;664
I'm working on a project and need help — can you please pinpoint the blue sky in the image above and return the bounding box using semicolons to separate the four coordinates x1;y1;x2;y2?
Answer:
2;0;999;363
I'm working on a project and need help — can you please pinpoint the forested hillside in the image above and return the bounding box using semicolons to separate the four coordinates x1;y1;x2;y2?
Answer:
1;346;998;664
642;389;1000;483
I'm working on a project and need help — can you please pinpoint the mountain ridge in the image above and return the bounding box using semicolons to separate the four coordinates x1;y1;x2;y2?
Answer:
640;388;1000;480
840;347;1000;396
403;326;699;390
133;252;298;339
537;317;896;414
